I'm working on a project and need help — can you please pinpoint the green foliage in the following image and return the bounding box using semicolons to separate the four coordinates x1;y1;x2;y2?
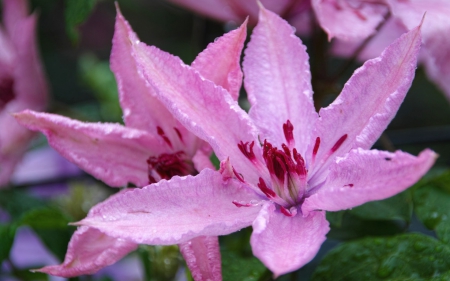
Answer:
0;189;46;220
0;223;17;262
350;190;413;222
313;233;450;281
413;170;450;246
65;0;97;43
78;54;122;122
326;211;406;240
221;250;268;281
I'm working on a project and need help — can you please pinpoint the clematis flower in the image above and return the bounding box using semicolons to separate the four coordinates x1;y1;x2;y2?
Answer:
0;0;48;187
49;5;437;277
168;0;450;101
313;0;450;101
15;6;247;280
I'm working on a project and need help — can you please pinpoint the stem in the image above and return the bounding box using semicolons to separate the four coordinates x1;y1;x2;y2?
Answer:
139;247;153;281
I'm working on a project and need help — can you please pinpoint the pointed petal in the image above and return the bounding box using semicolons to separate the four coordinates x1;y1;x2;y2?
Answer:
3;0;28;35
179;236;222;281
14;110;165;187
243;6;316;152
309;24;422;178
78;169;261;244
37;227;137;278
388;0;450;101
192;20;247;101
111;8;199;154
303;148;436;213
251;203;329;277
311;0;388;41
131;38;262;184
10;14;47;106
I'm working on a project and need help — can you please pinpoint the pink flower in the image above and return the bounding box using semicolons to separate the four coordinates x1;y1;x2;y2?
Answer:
63;5;436;277
167;0;450;101
15;6;247;280
0;0;48;186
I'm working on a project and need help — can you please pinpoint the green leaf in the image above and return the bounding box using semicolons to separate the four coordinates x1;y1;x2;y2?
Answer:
19;208;73;261
349;190;412;222
312;234;450;281
221;250;268;281
20;208;71;229
0;223;17;262
65;0;97;44
326;212;406;240
78;54;122;122
11;268;48;281
413;171;450;246
0;189;45;220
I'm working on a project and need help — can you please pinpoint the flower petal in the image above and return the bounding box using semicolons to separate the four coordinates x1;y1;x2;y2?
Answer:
179;236;221;281
251;203;329;277
311;0;388;41
303;148;437;213
131;38;262;184
192;20;247;101
167;0;242;23
14;110;165;187
309;23;422;178
37;227;138;278
3;0;28;35
111;8;200;154
243;5;317;152
388;0;450;101
77;169;261;244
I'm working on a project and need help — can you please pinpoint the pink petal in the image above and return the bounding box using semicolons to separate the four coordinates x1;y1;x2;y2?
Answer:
3;0;28;35
179;236;222;281
131;38;262;184
37;227;138;278
251;203;329;277
311;0;388;41
14;110;165;187
309;24;422;179
303;148;436;213
111;8;199;154
332;18;407;62
243;5;317;154
77;169;261;244
388;0;450;101
192;20;247;101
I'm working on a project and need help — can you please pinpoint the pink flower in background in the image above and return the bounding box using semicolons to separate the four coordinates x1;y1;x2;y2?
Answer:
63;5;436;277
0;0;48;187
15;6;248;280
167;0;450;101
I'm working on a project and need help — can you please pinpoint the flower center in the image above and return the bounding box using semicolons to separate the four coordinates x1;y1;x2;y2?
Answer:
147;151;196;184
0;77;15;110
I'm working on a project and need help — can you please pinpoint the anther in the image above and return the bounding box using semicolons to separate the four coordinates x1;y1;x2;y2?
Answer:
257;177;276;199
237;141;256;161
283;120;294;146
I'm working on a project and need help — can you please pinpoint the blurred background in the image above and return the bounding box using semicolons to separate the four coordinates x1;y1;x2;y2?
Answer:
1;0;449;280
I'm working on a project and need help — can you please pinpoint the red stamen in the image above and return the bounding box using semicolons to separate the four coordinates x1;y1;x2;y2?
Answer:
147;151;193;183
233;168;245;183
293;148;307;176
280;206;296;217
344;184;354;188
281;143;291;158
232;201;253;207
330;134;348;153
173;127;183;143
283;120;294;145
257;177;276;199
157;126;173;148
237;141;256;161
312;137;320;159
